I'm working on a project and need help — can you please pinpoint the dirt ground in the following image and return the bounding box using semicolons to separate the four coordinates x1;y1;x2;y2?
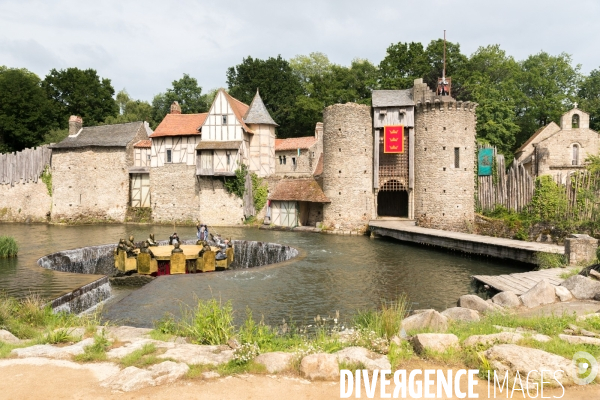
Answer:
1;359;598;400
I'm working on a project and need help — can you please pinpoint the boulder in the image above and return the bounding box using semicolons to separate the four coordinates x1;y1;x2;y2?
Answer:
158;344;234;365
0;329;20;344
561;275;600;300
463;332;523;347
589;269;600;281
441;307;480;322
558;334;600;346
104;326;152;342
530;334;552;343
100;366;155;392
554;286;573;302
11;338;94;359
484;344;576;385
149;361;189;385
300;353;339;380
254;352;294;373
400;309;448;333
491;291;522;308
457;295;493;313
519;279;556;308
411;333;459;354
335;347;391;370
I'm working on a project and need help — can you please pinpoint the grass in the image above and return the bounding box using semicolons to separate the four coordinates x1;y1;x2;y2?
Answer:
74;330;111;362
119;343;164;368
353;295;409;339
0;236;18;258
560;268;581;279
180;298;235;345
535;252;567;269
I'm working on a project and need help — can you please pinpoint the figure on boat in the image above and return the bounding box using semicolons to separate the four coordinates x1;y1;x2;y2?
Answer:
147;233;158;247
197;223;209;241
139;241;154;257
124;235;137;258
169;232;180;245
171;242;184;254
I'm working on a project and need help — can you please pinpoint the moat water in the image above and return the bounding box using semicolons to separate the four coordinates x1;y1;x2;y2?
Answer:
0;223;529;327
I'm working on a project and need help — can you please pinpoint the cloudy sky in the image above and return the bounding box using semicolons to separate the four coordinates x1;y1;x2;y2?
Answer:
1;0;599;102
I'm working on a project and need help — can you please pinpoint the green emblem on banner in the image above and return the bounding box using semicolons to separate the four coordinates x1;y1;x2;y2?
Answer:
478;148;493;176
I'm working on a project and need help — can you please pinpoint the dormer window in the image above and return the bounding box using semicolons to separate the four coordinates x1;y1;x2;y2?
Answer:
572;144;579;165
572;114;579;129
222;115;228;125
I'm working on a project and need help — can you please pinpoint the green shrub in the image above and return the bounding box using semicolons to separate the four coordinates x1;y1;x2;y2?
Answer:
251;173;268;211
181;298;235;345
535;252;567;269
74;330;110;362
353;295;409;339
0;236;18;258
224;164;247;199
528;176;568;222
41;166;52;196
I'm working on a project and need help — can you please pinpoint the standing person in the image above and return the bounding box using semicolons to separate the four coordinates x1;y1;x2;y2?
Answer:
169;232;180;245
196;223;209;241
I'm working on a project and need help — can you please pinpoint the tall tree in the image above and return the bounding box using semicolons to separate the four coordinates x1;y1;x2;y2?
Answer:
227;55;304;138
378;41;428;89
151;74;208;125
42;68;118;128
290;52;332;93
103;89;154;126
515;52;581;146
0;67;54;152
423;39;468;97
578;68;600;131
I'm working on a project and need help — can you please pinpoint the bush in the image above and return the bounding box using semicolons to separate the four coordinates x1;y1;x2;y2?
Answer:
353;295;409;339
535;252;567;269
0;236;18;258
181;298;235;345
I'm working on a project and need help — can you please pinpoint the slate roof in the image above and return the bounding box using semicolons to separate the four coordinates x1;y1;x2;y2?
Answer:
150;113;208;138
275;136;317;151
196;141;242;150
50;121;144;149
372;90;414;107
133;140;151;148
268;178;330;203
243;90;278;126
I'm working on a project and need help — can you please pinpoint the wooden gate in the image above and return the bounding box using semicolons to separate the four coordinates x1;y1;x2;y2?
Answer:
271;201;298;227
130;173;150;207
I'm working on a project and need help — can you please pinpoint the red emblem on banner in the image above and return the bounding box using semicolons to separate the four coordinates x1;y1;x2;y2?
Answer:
384;125;404;153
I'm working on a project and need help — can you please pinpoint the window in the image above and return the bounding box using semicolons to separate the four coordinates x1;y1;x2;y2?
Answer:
222;115;227;124
454;147;460;168
572;144;579;165
292;157;296;166
146;154;151;161
572;114;580;129
166;149;172;163
279;155;282;165
226;152;231;166
283;155;287;165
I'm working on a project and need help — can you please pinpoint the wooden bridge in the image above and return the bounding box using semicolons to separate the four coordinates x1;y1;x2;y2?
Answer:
472;268;573;295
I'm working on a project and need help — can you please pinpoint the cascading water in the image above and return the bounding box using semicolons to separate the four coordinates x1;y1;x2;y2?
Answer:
231;240;298;268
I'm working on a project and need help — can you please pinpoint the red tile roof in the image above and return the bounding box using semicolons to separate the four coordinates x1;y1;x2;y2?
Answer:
275;136;317;151
268;178;330;203
221;90;252;133
133;139;151;148
149;113;208;138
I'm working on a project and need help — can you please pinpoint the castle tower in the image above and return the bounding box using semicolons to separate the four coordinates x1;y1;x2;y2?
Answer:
322;103;375;232
413;80;477;231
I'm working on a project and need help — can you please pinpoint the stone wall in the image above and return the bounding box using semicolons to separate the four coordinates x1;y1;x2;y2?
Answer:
198;176;245;225
322;103;375;232
51;148;130;222
275;149;317;176
0;180;51;222
413;100;477;232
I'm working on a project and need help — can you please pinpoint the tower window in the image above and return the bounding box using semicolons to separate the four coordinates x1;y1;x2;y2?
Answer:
572;144;579;165
454;147;460;168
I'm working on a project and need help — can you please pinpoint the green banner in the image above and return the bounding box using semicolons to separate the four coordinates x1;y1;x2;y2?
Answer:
478;148;493;176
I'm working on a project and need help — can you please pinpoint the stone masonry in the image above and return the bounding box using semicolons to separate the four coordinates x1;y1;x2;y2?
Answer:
322;103;375;232
0;180;51;222
413;95;477;232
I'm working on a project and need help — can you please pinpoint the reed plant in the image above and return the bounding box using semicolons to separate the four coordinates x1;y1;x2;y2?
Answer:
180;298;235;345
353;295;409;339
0;236;18;258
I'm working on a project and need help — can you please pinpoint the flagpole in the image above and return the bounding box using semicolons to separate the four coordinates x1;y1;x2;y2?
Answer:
443;30;446;81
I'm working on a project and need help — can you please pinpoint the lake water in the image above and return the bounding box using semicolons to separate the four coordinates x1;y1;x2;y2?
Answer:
0;223;529;327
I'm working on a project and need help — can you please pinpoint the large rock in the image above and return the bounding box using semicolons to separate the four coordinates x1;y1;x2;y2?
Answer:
463;332;523;347
0;329;20;344
100;366;155;392
400;309;448;333
411;333;459;354
10;338;94;359
558;334;600;346
104;326;152;342
561;275;600;300
484;345;576;385
335;347;391;370
441;307;480;322
491;291;522;308
554;286;573;302
457;295;493;313
107;339;174;359
148;361;189;385
519;279;556;308
254;352;294;373
158;344;234;365
300;353;339;380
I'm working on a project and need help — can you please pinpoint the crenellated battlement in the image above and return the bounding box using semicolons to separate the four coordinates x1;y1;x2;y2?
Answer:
415;99;477;113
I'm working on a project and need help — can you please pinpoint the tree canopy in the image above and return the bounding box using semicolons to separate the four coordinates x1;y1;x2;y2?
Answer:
151;74;209;126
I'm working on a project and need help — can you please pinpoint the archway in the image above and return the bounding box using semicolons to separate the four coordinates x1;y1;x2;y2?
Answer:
377;180;408;217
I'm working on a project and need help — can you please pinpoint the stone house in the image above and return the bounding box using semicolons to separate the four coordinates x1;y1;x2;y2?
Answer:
267;178;330;227
149;89;278;225
50;116;151;222
274;123;323;177
514;106;599;180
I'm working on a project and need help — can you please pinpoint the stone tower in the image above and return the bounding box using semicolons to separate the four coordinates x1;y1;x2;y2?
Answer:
413;80;477;231
322;103;375;232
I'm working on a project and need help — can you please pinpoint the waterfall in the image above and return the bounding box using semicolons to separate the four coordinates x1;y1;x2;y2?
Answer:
49;277;111;314
37;243;117;276
231;240;298;269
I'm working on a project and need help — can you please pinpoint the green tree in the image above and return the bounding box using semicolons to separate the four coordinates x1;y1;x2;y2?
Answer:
423;39;468;97
378;41;428;89
515;52;581;146
289;52;332;93
103;89;154;126
227;55;304;138
151;74;209;125
0;67;54;152
578;68;600;131
42;68;118;128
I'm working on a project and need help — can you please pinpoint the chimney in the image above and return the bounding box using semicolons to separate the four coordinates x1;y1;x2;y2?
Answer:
68;115;83;136
315;122;323;140
170;101;182;114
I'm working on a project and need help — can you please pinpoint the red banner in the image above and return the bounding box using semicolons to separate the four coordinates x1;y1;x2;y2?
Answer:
384;125;404;153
